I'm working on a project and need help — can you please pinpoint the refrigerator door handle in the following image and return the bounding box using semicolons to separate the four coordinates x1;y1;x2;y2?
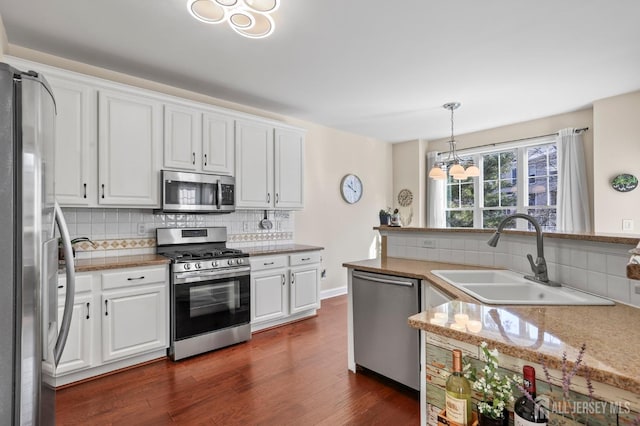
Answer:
54;202;76;366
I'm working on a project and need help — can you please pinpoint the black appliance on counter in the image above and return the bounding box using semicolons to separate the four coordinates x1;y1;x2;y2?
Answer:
157;227;250;361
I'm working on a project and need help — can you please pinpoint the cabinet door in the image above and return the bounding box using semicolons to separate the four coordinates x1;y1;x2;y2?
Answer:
55;293;94;375
202;111;234;175
101;284;167;362
290;266;320;314
49;77;97;206
163;104;200;171
98;89;162;206
251;269;288;324
274;128;305;209
235;120;273;208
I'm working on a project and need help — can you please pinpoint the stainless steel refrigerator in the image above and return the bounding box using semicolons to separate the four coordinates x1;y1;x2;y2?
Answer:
0;63;77;425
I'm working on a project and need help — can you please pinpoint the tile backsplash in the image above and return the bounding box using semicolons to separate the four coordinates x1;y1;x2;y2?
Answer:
383;230;640;308
62;208;295;259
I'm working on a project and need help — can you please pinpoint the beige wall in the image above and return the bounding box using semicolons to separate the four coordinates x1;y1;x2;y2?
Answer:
7;44;393;293
392;139;427;227
593;91;640;234
428;109;595;228
0;15;8;59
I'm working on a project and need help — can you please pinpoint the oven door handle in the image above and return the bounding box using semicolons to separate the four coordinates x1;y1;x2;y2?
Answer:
174;267;251;284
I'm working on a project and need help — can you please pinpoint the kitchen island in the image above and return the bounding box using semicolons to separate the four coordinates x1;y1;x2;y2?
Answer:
343;257;640;426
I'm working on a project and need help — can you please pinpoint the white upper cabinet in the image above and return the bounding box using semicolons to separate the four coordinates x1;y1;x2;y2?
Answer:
235;119;274;209
49;77;97;206
98;89;162;206
163;104;200;171
236;120;305;209
163;105;235;175
274;128;304;209
202;111;234;175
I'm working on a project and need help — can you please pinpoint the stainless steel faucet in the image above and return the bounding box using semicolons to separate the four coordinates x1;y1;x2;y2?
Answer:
487;213;561;287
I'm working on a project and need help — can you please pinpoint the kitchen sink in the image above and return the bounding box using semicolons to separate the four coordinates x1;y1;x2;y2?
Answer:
431;270;614;305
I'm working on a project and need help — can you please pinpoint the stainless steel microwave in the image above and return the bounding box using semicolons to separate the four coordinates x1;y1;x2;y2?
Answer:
161;170;235;213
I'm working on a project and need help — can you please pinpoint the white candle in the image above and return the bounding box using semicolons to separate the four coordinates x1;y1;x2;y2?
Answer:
434;312;448;320
450;323;466;332
430;318;447;326
466;320;483;333
454;313;469;325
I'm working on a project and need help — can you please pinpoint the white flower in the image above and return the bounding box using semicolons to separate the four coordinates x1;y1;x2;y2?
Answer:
480;341;488;348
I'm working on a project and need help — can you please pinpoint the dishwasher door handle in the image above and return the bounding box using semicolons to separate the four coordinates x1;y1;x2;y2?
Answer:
352;272;414;287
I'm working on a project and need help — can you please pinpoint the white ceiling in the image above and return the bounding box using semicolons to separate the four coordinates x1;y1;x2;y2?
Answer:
1;0;640;142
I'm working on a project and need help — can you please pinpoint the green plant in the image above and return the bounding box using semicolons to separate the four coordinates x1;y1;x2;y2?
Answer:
463;342;515;420
379;208;392;218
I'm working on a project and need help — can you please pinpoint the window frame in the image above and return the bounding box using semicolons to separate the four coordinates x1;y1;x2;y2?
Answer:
442;136;557;230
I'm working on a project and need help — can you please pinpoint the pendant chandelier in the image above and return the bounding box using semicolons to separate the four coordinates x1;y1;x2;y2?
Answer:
187;0;279;39
428;102;480;180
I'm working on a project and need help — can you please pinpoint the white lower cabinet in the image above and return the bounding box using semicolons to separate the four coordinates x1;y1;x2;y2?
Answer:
250;251;321;332
51;265;169;386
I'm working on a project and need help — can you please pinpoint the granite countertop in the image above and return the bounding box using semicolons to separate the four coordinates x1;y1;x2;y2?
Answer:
342;257;640;395
242;244;324;256
61;254;171;273
375;225;640;245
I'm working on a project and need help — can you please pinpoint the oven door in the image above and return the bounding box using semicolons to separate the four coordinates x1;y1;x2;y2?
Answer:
162;170;235;213
172;268;250;341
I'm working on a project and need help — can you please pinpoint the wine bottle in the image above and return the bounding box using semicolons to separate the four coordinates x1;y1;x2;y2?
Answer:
445;349;472;425
514;366;548;426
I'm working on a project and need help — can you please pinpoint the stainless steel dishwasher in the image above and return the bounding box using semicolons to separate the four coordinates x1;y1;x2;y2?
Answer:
352;270;420;390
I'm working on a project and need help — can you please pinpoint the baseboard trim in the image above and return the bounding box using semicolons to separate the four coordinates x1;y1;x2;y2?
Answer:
320;286;347;300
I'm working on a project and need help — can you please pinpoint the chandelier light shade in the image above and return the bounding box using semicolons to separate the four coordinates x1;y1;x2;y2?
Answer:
187;0;279;39
428;102;479;180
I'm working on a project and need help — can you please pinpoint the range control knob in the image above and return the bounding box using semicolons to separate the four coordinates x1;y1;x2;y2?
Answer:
237;258;244;265
212;261;219;268
227;259;235;266
184;263;191;270
195;262;202;269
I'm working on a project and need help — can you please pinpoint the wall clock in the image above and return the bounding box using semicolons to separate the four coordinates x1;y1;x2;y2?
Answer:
398;189;413;207
340;174;363;204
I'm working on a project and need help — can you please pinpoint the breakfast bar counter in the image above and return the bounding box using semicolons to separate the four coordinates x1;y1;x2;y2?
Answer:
343;256;640;425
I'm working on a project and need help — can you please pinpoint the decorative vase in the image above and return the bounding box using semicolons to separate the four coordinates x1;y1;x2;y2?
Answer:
478;409;508;426
379;215;390;225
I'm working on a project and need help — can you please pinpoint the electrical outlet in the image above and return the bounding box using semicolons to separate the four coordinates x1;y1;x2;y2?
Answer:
421;239;437;248
137;223;146;235
243;222;250;232
635;284;640;295
622;219;634;231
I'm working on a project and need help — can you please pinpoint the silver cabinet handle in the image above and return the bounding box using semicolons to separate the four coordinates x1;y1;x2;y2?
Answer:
275;193;279;204
267;193;271;203
352;272;414;287
282;274;285;286
291;274;295;285
264;261;274;266
105;300;109;316
301;257;311;261
86;302;90;320
54;202;75;367
192;152;196;165
204;153;208;166
83;183;87;199
127;276;145;281
101;183;105;199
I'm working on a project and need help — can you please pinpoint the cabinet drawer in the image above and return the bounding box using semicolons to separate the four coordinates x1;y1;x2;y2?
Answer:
250;255;288;272
57;273;94;295
102;266;167;290
289;251;321;266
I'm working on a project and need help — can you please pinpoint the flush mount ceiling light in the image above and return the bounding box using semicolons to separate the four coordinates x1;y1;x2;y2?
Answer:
428;102;480;180
187;0;279;39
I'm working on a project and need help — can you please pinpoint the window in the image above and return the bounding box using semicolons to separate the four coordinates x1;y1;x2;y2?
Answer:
443;139;557;231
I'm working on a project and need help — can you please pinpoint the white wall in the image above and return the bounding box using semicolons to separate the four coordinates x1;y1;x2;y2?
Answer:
593;91;640;234
0;15;8;59
392;139;427;227
7;44;393;294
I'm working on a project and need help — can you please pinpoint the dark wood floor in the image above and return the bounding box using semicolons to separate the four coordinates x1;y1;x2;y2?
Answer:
56;295;420;425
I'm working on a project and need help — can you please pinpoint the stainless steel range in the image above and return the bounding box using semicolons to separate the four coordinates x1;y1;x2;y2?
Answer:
157;227;250;361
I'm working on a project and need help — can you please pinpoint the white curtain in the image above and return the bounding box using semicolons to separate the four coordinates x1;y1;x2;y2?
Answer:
556;128;592;233
427;151;446;228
